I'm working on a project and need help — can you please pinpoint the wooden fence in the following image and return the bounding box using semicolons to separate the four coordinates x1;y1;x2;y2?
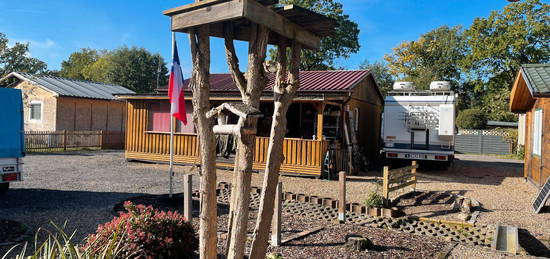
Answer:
382;161;418;200
25;130;124;152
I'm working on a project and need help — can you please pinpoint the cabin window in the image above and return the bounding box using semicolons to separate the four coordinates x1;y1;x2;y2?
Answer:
176;102;196;134
29;101;42;122
148;102;196;133
148;102;171;132
533;109;543;156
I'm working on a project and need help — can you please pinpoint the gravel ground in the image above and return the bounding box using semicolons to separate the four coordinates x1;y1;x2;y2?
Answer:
268;224;447;259
0;150;199;248
1;150;549;258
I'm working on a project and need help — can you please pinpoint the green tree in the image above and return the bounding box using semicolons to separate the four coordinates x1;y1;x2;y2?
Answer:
0;33;48;77
384;26;466;90
59;48;101;80
456;109;488;129
462;0;549;121
269;0;360;70
359;60;394;96
104;47;168;93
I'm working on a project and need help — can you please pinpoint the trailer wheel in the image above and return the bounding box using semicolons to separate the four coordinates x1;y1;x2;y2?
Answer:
0;183;8;195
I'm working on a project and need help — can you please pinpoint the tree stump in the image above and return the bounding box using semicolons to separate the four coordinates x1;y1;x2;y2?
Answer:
345;235;374;251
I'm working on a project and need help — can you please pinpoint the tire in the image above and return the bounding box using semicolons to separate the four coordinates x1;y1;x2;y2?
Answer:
0;183;9;195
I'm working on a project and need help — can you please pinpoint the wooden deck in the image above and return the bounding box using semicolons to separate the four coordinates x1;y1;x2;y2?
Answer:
125;100;328;176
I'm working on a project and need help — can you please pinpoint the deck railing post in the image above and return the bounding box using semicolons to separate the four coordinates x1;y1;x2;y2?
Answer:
184;174;193;224
271;182;282;246
338;171;346;223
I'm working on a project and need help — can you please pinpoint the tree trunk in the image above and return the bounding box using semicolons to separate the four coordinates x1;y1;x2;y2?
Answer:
249;41;302;259
224;23;270;259
189;25;218;259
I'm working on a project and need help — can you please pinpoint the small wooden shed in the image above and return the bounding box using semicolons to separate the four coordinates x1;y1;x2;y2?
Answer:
510;64;550;187
118;70;383;177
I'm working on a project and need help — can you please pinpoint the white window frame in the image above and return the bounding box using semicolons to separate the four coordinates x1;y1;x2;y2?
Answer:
29;100;43;123
532;109;543;156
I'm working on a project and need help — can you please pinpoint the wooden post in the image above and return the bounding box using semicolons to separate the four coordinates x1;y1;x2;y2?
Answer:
271;182;282;246
99;130;104;149
316;103;324;140
63;130;67;151
338;171;346;223
382;166;389;200
184;174;193;224
411;161;417;191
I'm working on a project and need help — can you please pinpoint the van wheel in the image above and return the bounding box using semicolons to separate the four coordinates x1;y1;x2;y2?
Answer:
0;183;9;195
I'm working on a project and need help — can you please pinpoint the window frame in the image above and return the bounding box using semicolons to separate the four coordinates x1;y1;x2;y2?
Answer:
532;108;543;156
29;100;43;123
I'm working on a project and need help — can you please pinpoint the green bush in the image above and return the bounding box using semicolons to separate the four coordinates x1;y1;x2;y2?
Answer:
456;109;488;129
364;192;387;208
85;201;197;259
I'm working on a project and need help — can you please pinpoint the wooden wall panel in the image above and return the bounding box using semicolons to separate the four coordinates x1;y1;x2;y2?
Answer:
125;100;329;176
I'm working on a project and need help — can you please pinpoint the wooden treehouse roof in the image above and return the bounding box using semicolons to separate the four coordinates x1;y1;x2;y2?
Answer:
163;0;336;49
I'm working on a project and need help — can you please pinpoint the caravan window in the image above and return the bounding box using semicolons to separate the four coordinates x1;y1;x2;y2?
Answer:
533;109;543;156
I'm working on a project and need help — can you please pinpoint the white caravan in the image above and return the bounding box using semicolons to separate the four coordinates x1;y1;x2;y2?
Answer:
382;81;456;166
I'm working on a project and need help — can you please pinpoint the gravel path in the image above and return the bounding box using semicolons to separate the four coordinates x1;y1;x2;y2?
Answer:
1;151;548;258
0;150;199;246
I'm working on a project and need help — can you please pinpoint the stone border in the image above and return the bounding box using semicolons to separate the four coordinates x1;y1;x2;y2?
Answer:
218;182;400;218
0;220;33;247
392;191;482;226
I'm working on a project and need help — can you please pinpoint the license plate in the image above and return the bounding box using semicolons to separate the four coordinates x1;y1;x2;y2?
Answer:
2;166;15;172
407;154;424;159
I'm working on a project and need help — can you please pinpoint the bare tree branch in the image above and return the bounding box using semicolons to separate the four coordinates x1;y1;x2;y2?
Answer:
223;23;247;96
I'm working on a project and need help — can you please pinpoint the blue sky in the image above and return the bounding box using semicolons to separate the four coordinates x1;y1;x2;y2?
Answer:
0;0;511;77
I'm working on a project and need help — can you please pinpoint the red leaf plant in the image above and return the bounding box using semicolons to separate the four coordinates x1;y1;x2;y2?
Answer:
85;201;198;259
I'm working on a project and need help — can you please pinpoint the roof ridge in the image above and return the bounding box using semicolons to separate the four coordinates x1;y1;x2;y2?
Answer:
17;71;123;88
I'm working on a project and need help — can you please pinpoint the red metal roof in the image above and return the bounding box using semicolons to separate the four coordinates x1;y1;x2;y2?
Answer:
182;70;372;92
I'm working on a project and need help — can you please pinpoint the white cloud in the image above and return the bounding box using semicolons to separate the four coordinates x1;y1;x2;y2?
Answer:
10;38;57;49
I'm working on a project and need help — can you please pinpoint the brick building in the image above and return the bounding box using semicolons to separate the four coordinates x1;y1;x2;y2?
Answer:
0;72;134;134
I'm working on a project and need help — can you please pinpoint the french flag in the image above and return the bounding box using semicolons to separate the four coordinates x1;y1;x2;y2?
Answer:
168;40;187;125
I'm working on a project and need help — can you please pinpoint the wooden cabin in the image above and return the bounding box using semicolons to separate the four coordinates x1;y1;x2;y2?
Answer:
117;70;383;177
510;64;550;187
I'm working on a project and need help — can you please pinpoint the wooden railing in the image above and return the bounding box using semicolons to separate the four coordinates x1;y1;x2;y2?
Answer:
25;130;124;152
254;137;328;170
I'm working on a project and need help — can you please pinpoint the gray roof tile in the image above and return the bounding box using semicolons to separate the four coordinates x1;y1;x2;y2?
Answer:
9;72;134;100
522;64;550;96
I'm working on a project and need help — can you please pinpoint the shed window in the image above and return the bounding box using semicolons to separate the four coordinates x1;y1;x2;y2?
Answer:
533;109;543;156
30;101;42;121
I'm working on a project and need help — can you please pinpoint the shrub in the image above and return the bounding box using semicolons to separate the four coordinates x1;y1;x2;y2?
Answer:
85;201;198;259
4;222;126;259
456;109;487;129
364;192;387;208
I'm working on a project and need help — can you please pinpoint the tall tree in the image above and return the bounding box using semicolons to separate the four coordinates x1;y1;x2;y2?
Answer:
359;60;394;96
384;25;466;90
462;0;549;120
0;33;48;77
59;48;101;80
80;46;168;93
268;0;359;70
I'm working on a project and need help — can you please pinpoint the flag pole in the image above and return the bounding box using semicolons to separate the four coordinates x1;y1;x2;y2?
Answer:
169;32;175;198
